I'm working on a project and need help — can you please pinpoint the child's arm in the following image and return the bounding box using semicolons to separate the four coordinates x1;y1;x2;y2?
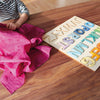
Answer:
15;13;29;28
6;13;29;30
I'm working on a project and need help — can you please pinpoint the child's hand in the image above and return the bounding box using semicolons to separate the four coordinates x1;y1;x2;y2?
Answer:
6;22;20;30
6;13;29;30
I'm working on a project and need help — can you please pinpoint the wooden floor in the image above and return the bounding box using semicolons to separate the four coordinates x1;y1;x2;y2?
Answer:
21;0;92;14
0;0;100;100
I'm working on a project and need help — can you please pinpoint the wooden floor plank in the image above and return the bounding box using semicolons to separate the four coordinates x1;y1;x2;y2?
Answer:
22;0;91;14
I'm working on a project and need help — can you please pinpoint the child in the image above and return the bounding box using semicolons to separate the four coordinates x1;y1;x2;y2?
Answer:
0;0;29;30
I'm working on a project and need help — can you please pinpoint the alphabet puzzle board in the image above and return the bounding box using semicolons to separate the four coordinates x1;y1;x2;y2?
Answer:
43;16;100;71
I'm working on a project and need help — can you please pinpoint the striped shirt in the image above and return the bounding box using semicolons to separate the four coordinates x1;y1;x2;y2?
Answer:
0;0;29;22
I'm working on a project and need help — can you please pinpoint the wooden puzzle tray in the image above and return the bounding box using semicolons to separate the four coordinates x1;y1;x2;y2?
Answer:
43;16;100;71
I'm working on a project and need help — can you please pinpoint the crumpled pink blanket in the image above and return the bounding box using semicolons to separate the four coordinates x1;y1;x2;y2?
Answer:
0;23;51;94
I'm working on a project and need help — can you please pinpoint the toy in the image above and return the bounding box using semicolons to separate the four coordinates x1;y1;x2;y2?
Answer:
43;16;100;71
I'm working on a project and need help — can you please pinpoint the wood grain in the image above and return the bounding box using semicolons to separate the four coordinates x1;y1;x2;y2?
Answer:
0;1;100;100
21;0;91;14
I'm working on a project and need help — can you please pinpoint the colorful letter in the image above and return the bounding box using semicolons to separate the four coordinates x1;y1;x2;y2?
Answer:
78;42;89;48
67;48;82;58
81;38;93;44
62;37;74;44
68;33;80;40
58;42;70;50
74;29;85;35
90;43;100;61
85;22;94;28
80;57;95;67
82;25;90;31
94;27;100;33
86;31;100;42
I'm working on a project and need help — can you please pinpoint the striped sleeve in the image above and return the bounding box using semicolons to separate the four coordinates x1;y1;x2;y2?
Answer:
16;0;29;16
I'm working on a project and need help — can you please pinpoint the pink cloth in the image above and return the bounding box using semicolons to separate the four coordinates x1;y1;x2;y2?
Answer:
0;23;51;94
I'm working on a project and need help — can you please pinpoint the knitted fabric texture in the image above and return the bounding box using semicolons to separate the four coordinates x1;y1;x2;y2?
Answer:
0;23;51;94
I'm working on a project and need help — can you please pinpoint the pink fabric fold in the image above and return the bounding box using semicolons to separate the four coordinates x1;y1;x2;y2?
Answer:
0;23;51;94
